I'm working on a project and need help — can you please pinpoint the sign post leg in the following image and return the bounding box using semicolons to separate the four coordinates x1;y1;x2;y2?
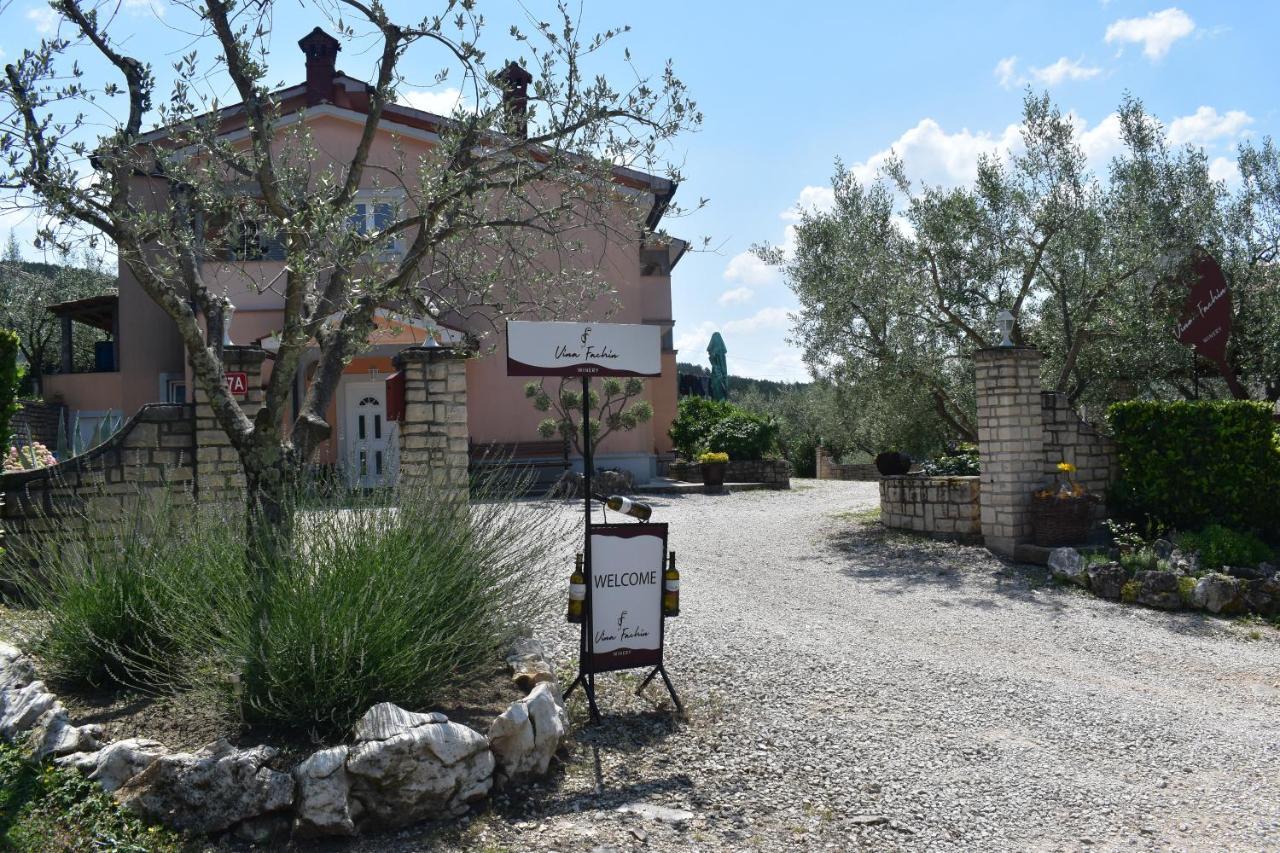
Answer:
567;375;601;723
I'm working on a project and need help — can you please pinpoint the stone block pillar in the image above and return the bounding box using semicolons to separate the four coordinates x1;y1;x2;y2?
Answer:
816;445;833;480
975;346;1044;556
393;346;472;497
193;346;266;507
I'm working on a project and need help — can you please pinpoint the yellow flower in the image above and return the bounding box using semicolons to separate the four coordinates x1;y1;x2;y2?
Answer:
698;451;729;464
1056;462;1076;474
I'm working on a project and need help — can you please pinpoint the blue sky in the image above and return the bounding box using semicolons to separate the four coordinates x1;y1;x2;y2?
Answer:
3;1;1277;381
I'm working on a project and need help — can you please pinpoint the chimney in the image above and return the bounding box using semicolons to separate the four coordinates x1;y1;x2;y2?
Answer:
298;27;341;106
496;61;533;138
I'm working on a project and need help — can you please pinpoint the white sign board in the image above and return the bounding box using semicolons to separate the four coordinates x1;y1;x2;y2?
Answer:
506;320;662;377
589;524;667;672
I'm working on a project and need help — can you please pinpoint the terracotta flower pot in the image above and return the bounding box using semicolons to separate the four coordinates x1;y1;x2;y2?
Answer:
700;461;727;493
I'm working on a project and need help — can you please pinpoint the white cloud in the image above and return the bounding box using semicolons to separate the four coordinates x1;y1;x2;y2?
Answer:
1031;57;1103;86
848;118;1024;189
398;88;466;116
723;250;778;287
1209;156;1241;186
994;56;1019;89
26;6;57;34
1073;112;1126;173
1105;8;1195;60
1168;106;1253;146
722;306;791;335
996;56;1101;89
718;286;754;306
780;185;836;222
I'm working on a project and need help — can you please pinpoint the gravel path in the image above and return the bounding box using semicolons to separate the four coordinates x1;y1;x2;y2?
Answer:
381;480;1280;852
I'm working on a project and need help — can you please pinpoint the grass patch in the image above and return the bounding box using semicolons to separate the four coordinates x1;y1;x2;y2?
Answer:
0;741;183;851
830;506;881;524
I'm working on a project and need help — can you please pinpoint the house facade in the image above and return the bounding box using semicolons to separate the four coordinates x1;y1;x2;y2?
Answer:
40;29;687;484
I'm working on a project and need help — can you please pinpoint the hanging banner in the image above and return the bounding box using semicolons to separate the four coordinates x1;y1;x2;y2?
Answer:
506;321;662;377
588;523;667;672
1172;248;1247;399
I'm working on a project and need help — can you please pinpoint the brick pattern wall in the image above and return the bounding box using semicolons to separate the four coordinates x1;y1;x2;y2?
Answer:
1041;391;1116;512
1;404;196;552
666;458;791;489
192;347;266;510
815;447;881;481
394;346;471;496
880;475;981;542
975;347;1045;556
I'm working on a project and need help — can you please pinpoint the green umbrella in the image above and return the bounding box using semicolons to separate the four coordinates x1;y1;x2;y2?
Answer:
707;332;728;401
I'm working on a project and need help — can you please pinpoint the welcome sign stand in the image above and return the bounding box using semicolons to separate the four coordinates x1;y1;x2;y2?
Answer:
506;321;682;721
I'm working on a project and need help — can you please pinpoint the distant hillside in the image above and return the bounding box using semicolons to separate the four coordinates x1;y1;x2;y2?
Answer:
676;361;809;398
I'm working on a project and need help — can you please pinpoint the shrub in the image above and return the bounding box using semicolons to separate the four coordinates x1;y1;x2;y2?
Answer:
697;451;729;464
10;475;563;736
702;411;778;461
920;442;979;476
1176;524;1274;570
668;396;736;459
1107;401;1280;535
0;329;19;447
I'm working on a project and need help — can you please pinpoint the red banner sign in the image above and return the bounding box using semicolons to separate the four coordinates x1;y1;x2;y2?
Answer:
1174;251;1232;365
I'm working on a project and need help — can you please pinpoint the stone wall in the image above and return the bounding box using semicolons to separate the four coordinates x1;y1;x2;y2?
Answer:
1;404;196;552
815;447;880;481
880;475;982;543
394;346;472;496
975;347;1046;557
1041;391;1116;509
666;458;791;489
192;347;266;511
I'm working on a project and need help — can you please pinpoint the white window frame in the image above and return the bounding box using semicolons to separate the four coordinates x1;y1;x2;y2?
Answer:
349;189;407;260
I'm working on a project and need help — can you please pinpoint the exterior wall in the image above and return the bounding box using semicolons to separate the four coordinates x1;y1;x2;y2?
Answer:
975;347;1045;557
1;404;196;554
42;372;124;416
665;458;791;489
395;346;471;495
1041;391;1117;510
816;447;880;481
880;476;982;543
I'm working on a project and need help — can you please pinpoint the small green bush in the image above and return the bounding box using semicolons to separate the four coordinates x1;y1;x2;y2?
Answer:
921;442;980;476
1108;400;1280;535
668;396;736;459
0;329;19;447
1176;576;1198;605
1176;524;1274;570
1120;579;1141;603
701;411;779;461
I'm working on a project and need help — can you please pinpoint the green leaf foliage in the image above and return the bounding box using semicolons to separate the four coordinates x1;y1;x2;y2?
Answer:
1108;401;1280;535
667;396;736;459
0;328;19;446
1176;524;1275;569
702;411;779;461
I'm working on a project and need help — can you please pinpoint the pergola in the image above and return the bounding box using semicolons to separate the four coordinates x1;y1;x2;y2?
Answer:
46;293;119;373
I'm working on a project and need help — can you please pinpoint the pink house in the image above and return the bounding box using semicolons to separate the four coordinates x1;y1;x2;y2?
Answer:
41;29;688;485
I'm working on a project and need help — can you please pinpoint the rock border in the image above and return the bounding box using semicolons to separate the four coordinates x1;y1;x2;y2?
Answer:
1047;547;1280;618
0;637;568;843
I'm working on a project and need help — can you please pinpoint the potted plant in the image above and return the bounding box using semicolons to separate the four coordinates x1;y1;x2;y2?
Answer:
698;450;729;494
1030;462;1098;547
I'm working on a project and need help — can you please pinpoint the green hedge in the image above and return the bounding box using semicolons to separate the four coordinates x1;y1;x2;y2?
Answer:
1107;400;1280;535
668;396;778;461
0;329;19;448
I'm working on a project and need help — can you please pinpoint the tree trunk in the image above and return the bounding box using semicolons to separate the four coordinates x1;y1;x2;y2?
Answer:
239;426;295;682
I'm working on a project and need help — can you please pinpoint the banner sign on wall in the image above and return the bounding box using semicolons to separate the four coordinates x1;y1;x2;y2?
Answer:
506;321;662;378
588;524;667;672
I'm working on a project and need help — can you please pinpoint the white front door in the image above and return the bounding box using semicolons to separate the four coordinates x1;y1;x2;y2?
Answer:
343;381;397;488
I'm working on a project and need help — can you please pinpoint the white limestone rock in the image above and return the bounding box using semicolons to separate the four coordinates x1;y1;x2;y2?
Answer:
114;738;295;834
55;738;170;793
488;682;568;780
1048;548;1089;588
346;704;493;830
292;745;355;838
29;707;104;762
0;680;60;739
352;702;448;742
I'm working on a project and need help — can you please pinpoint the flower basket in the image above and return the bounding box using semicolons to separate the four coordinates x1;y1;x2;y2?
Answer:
1029;493;1096;547
700;462;727;493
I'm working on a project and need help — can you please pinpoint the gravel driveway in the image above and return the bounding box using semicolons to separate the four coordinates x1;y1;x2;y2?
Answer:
383;480;1280;852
